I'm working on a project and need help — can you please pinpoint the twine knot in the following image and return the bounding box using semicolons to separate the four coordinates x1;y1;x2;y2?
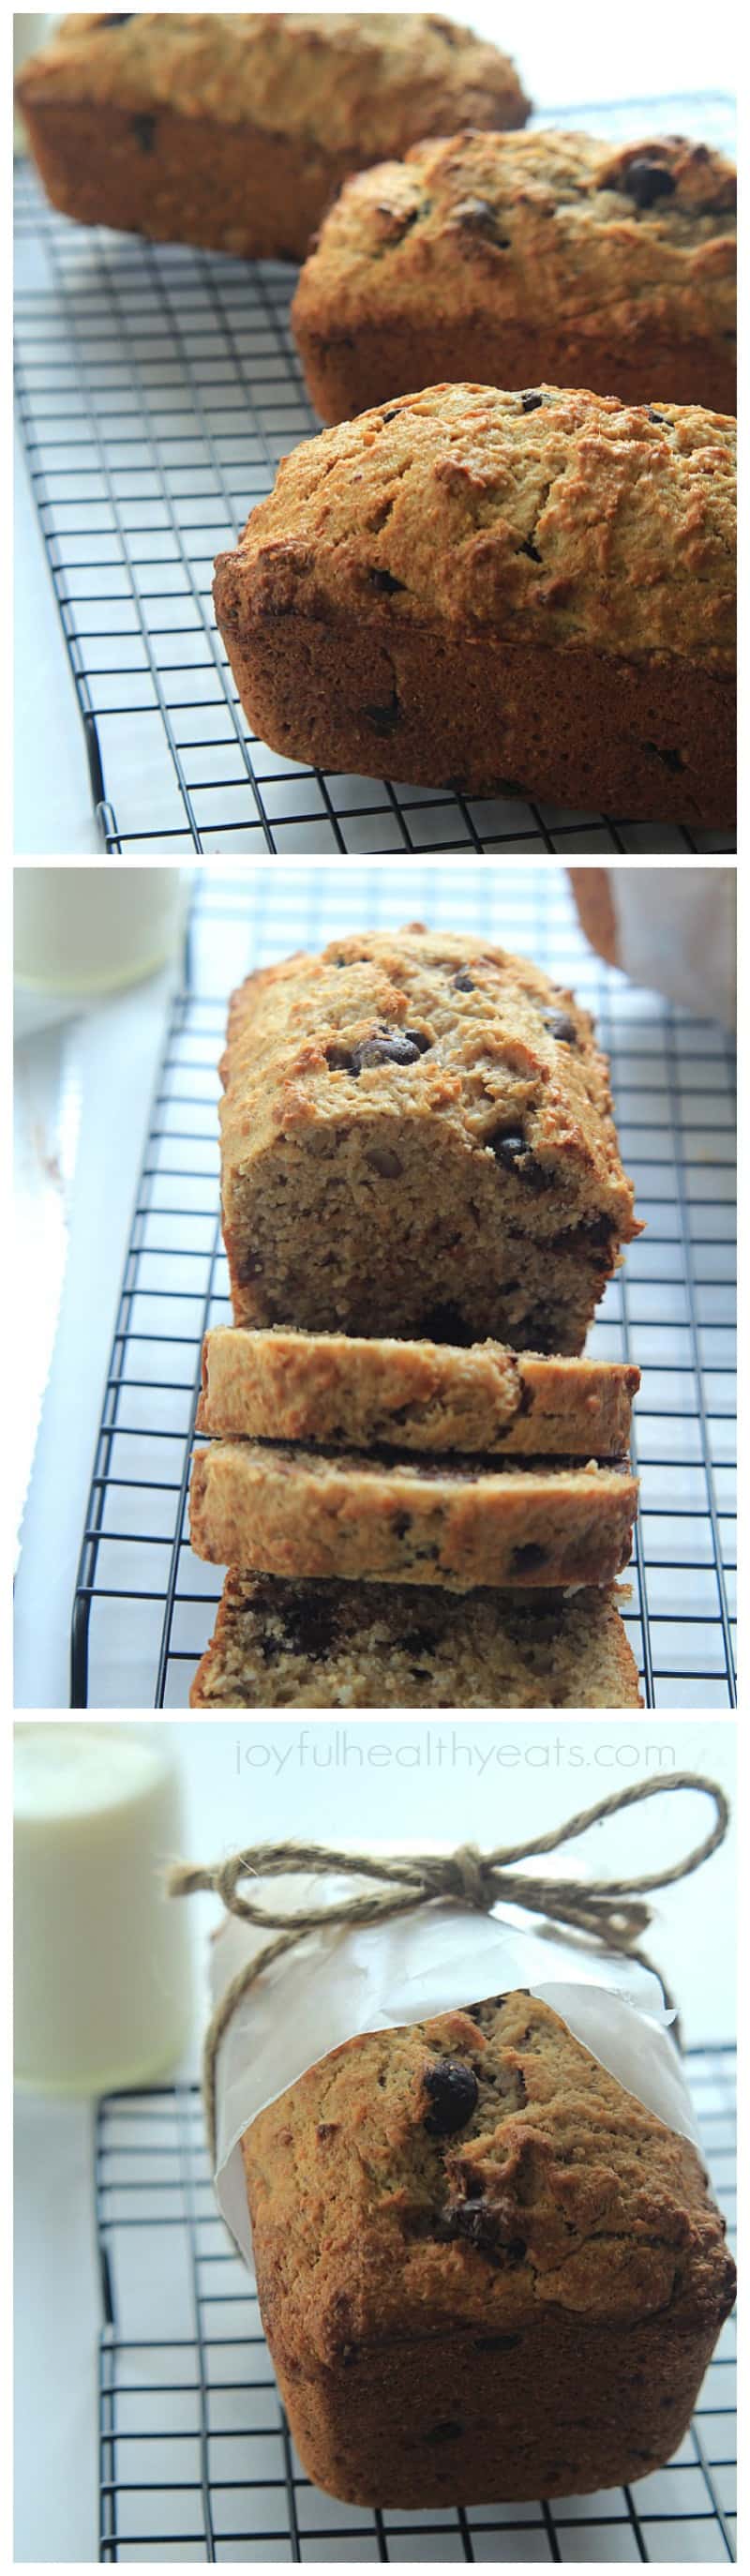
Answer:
442;1843;488;1910
169;1772;728;2163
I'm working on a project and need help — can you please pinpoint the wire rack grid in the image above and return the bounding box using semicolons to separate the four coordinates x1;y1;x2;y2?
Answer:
69;863;737;1711
95;2041;737;2563
14;92;736;860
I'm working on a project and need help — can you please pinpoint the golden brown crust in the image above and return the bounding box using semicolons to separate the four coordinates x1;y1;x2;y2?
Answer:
189;1571;644;1708
241;1993;735;2503
214;386;736;824
189;1442;638;1589
218;927;641;1351
17;14;528;261
22;12;529;144
292;128;736;422
198;1326;639;1455
215;383;735;666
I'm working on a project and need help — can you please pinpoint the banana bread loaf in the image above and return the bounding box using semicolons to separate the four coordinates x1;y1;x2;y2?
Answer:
198;1327;639;1455
241;1992;735;2505
214;384;736;828
189;1572;643;1707
218;928;640;1350
189;1443;638;1589
16;12;529;264
292;128;736;423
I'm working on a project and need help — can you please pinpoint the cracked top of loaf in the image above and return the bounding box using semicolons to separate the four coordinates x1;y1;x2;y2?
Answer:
17;13;529;149
292;128;736;350
219;926;638;1228
241;1992;735;2359
218;383;736;667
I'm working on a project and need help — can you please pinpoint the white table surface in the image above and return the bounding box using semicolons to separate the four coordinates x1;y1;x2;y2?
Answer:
14;422;101;855
14;959;181;1705
14;1718;737;2562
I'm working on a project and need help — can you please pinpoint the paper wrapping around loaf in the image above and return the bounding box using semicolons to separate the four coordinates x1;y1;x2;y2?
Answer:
207;1861;734;2509
209;1872;698;2267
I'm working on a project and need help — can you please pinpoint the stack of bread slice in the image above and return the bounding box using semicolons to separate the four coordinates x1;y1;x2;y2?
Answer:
189;927;642;1707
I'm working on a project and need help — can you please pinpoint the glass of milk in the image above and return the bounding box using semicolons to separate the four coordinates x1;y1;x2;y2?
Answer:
14;1725;194;2093
14;867;190;1002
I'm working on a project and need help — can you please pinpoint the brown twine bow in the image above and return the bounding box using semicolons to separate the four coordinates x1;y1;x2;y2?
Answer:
168;1770;728;2162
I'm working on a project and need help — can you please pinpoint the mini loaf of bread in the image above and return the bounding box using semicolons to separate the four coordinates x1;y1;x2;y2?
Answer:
241;1992;735;2505
189;1573;644;1708
198;1326;640;1455
189;1444;638;1590
214;384;736;828
218;928;640;1351
292;128;737;423
16;12;529;264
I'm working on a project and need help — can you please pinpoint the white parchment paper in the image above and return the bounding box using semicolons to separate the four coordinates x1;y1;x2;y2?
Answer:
611;867;736;1028
208;1870;699;2267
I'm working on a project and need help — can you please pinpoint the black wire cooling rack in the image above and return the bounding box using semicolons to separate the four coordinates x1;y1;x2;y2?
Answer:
95;2042;736;2563
69;865;737;1710
14;92;736;859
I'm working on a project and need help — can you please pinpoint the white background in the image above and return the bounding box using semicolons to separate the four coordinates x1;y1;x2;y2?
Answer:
447;0;735;106
164;1713;739;2046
